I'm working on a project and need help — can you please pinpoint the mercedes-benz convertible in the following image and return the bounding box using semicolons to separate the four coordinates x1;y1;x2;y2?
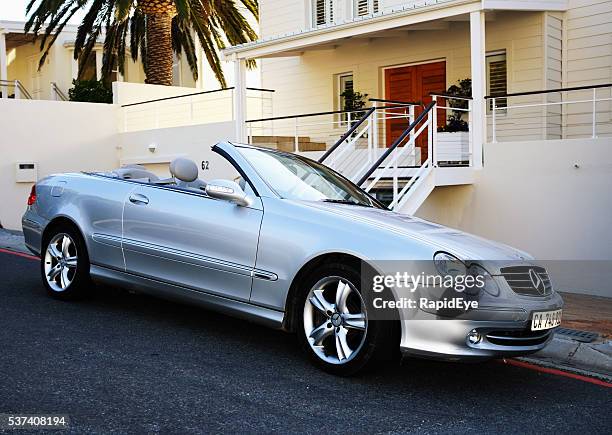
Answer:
22;141;563;375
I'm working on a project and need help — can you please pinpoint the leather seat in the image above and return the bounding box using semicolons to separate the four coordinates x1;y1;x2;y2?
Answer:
111;165;159;182
169;158;207;192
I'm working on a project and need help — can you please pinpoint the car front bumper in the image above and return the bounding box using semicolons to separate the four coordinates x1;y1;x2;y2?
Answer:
399;318;559;361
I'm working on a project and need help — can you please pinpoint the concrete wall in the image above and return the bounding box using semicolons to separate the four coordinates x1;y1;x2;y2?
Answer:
0;99;120;229
113;82;204;106
416;137;612;296
0;98;239;230
119;121;238;180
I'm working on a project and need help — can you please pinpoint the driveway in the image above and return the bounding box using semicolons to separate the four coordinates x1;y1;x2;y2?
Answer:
0;250;610;433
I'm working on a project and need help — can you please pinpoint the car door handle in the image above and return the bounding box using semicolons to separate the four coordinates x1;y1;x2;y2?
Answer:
129;193;149;205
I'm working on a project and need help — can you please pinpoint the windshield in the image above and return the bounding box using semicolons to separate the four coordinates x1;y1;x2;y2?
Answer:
238;146;381;208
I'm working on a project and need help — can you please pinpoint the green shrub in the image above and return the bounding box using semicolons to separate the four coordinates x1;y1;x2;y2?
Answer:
68;79;113;104
438;78;471;132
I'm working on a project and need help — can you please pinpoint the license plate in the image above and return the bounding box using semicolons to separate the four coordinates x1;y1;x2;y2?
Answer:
531;309;562;331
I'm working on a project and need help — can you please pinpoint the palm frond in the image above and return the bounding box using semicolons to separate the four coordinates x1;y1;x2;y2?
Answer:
114;0;132;22
172;17;199;81
25;0;261;86
75;0;106;59
238;0;258;20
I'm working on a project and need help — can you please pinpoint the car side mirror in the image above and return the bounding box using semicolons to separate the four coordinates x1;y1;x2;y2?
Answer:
205;179;253;207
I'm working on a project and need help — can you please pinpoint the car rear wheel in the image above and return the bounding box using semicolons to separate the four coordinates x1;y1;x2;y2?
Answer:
41;226;91;300
296;262;395;376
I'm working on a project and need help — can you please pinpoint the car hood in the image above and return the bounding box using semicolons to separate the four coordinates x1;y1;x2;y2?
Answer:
302;201;532;264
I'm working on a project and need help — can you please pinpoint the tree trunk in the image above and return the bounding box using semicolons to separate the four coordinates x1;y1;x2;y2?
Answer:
144;12;174;86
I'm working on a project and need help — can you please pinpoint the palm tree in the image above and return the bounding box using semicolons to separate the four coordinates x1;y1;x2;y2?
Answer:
25;0;258;86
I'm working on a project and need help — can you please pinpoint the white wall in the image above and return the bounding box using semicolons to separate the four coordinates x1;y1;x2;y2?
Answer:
113;82;204;106
0;98;239;230
0;99;120;229
416;137;612;296
119;121;238;180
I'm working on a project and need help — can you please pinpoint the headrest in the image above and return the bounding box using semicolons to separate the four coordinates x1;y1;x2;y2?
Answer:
169;158;198;183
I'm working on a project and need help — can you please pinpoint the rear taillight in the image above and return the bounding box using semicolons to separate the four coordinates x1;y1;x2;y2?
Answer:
27;185;36;206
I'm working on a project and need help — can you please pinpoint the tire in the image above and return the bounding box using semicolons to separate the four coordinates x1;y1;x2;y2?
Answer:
41;224;91;300
296;261;396;376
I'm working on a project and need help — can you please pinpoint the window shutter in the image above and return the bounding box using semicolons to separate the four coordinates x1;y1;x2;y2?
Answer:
487;53;507;109
314;0;334;26
355;0;379;17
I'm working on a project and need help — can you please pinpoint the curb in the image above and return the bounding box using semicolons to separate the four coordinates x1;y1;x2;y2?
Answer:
0;229;29;255
521;334;612;382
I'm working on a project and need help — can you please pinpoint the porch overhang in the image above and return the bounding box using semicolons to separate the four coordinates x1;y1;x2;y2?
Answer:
222;0;568;60
224;0;482;60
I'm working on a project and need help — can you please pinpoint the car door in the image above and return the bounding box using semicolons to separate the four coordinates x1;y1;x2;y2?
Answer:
121;184;263;302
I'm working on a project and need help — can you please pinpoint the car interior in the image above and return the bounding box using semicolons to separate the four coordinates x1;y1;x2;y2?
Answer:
107;157;250;195
108;158;208;194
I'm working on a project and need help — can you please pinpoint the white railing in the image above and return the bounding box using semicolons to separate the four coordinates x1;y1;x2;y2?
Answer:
248;95;473;209
361;101;435;210
121;87;273;133
0;80;33;100
431;94;473;167
322;105;402;183
246;107;379;163
487;84;612;143
246;101;419;183
50;82;69;101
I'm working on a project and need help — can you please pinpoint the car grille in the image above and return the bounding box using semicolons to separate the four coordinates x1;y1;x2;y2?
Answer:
499;265;552;296
485;329;552;347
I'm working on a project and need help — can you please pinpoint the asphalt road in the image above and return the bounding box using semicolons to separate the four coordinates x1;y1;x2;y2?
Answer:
0;250;610;434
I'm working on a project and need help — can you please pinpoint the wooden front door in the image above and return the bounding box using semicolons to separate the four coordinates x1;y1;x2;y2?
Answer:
384;61;446;161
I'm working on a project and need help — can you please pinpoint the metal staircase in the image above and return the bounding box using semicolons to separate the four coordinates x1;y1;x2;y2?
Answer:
320;101;441;213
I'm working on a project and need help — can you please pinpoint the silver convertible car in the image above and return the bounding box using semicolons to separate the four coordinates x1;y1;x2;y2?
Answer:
22;141;563;375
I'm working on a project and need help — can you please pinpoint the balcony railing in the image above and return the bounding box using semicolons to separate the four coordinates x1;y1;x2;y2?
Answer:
486;83;612;142
121;87;273;133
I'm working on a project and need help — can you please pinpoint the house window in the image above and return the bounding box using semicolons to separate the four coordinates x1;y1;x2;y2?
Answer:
354;0;379;17
313;0;334;27
337;73;354;124
486;51;507;112
338;73;354;111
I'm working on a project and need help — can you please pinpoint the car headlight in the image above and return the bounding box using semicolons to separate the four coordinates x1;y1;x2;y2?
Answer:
434;253;497;296
433;252;467;278
468;263;500;297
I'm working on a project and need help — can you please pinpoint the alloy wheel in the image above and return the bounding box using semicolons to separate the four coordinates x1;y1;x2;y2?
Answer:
44;233;78;292
303;276;368;364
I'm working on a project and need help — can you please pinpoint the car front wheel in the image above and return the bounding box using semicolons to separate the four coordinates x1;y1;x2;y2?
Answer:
297;262;395;376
